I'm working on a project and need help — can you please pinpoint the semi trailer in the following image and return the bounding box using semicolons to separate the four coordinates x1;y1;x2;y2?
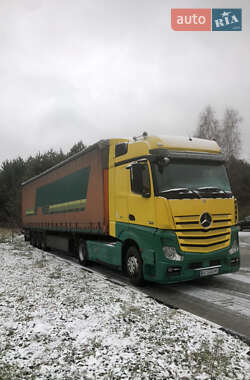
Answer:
22;133;240;285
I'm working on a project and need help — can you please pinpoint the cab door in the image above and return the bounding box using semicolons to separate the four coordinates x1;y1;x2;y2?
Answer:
127;160;155;228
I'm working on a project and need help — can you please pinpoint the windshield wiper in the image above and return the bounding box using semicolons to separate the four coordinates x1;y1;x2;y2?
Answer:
159;186;231;199
160;188;200;198
196;186;226;194
196;187;232;197
161;187;189;193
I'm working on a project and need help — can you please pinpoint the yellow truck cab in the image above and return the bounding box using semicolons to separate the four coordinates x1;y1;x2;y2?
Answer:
107;133;240;285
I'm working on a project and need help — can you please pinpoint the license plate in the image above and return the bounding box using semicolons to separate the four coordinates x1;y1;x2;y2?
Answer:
200;267;219;277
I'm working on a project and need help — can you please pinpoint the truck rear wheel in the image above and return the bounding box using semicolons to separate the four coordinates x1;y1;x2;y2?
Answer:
30;233;37;247
78;239;88;266
126;246;144;286
41;234;47;251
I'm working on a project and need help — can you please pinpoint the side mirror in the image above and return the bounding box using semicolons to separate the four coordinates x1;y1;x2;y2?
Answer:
128;161;151;198
157;157;170;173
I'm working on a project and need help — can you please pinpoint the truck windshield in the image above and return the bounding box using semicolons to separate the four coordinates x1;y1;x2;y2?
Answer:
152;159;232;199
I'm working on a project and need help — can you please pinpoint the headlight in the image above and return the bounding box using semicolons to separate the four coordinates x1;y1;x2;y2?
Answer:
163;246;183;261
229;240;238;255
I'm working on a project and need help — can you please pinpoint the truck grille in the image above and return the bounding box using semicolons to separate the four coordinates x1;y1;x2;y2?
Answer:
174;213;232;253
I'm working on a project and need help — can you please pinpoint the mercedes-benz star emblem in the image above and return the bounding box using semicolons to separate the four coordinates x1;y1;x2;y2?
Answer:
200;212;212;228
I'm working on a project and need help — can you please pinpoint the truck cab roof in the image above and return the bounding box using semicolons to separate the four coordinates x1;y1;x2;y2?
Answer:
111;135;222;166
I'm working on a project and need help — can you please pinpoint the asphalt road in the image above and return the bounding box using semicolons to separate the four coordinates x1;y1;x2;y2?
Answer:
240;247;250;267
93;232;250;342
239;231;250;267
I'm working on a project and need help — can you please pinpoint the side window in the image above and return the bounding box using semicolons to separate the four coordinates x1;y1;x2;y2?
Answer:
130;163;151;197
115;143;128;157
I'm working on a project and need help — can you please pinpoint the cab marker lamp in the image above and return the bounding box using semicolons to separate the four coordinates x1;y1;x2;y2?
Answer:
229;240;238;255
163;246;184;261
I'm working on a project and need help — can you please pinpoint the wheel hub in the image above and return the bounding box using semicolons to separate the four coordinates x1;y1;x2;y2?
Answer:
127;256;138;275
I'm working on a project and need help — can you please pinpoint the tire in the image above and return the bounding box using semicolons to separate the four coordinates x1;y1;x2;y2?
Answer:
34;233;39;248
126;246;144;286
30;233;36;247
78;239;88;266
37;234;42;249
40;234;47;251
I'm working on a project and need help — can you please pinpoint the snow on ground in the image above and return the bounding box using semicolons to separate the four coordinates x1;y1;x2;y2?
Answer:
0;232;250;380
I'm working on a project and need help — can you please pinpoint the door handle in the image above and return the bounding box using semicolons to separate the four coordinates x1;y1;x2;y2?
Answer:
129;214;135;221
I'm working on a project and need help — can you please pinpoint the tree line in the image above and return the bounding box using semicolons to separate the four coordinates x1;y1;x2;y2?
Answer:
0;107;250;228
194;106;250;219
0;141;85;227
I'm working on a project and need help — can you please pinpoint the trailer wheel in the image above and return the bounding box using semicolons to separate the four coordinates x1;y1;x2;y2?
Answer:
34;233;39;248
30;233;36;247
37;234;42;249
126;246;144;286
78;239;88;266
41;234;47;251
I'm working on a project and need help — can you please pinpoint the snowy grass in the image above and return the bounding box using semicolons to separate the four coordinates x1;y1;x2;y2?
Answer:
0;228;11;243
0;233;250;379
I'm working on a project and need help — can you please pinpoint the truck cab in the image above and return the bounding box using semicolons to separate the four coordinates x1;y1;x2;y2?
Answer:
108;134;240;285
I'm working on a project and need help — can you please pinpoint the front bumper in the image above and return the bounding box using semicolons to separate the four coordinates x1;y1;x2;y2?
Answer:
143;226;240;284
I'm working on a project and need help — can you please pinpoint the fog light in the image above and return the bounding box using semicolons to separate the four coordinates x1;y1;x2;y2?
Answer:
229;240;238;255
163;246;183;261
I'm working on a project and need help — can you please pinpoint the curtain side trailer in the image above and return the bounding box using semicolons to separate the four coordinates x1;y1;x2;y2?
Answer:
22;135;240;285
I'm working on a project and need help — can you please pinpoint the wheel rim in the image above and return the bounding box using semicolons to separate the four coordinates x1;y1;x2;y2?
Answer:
127;256;139;276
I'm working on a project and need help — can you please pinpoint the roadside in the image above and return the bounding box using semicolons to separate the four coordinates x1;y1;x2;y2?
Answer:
239;247;250;269
239;231;250;268
0;233;249;379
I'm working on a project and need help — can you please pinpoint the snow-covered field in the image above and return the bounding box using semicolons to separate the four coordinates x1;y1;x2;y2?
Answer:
0;231;249;380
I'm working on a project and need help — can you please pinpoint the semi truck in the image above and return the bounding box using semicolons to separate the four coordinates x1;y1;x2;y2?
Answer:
22;133;240;285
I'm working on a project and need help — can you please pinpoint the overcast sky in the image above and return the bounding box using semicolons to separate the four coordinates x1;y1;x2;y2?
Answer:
0;0;249;164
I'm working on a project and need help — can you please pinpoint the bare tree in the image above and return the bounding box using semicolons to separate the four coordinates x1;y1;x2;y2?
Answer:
195;106;242;161
194;106;221;144
221;107;242;161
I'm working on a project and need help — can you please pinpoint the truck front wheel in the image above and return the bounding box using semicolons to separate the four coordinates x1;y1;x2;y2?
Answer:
126;246;144;286
78;239;88;266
